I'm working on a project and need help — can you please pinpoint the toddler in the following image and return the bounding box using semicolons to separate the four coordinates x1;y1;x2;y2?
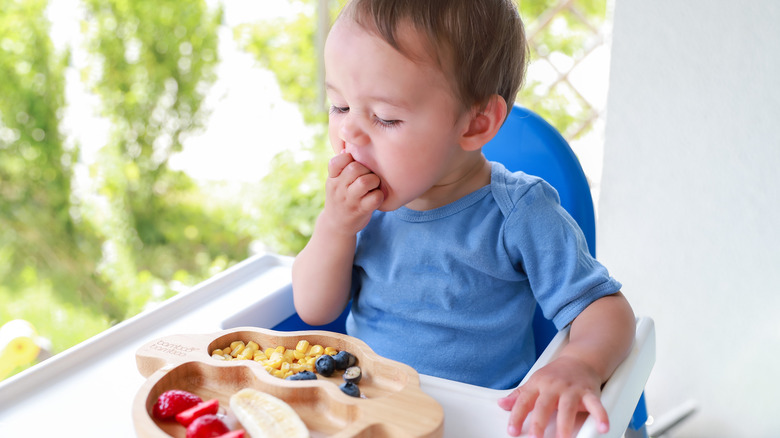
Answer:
292;0;636;436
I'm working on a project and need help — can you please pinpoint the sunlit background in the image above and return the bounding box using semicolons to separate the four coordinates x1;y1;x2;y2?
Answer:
2;0;614;380
4;1;780;436
50;0;312;184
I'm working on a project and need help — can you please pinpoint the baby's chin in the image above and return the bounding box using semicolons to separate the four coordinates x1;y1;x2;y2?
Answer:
377;202;401;212
376;188;406;212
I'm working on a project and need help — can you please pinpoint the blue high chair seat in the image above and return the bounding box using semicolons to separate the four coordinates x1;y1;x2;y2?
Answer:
273;105;653;438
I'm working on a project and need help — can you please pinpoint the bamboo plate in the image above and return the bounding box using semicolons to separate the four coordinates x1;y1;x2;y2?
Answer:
133;327;444;437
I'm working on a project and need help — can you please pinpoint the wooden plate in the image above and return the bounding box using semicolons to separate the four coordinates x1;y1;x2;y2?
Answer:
133;327;444;437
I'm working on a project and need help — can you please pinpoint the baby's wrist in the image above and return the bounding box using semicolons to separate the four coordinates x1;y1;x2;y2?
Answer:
556;350;608;384
315;211;360;240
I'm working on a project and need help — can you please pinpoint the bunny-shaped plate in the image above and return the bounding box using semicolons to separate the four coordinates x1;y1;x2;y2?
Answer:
133;327;444;437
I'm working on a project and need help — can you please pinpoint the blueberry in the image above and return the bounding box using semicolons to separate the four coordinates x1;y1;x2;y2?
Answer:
339;381;361;398
332;351;357;370
343;366;362;384
315;354;336;377
285;370;317;381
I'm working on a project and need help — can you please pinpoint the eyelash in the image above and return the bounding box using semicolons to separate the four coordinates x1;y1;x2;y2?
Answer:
329;105;349;115
373;117;400;129
329;105;401;129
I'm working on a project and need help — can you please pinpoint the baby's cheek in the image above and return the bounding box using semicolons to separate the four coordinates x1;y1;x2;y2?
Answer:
327;131;345;154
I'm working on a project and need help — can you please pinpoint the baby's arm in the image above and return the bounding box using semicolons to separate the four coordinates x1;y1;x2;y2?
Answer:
498;292;635;438
292;152;384;325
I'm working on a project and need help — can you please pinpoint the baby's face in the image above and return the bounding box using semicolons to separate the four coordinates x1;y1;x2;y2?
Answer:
324;19;472;211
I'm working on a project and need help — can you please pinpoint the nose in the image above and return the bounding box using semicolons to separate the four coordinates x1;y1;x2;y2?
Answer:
339;113;369;148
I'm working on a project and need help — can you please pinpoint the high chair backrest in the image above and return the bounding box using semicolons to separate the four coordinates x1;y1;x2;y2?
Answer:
482;105;596;356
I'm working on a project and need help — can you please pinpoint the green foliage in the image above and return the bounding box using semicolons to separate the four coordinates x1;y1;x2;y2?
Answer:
81;0;253;320
0;283;111;356
1;0;108;318
251;140;329;255
516;0;608;139
1;0;71;273
235;14;326;126
236;1;332;256
0;0;254;380
0;0;114;378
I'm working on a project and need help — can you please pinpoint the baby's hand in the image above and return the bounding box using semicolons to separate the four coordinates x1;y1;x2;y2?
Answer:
497;356;609;438
321;152;384;236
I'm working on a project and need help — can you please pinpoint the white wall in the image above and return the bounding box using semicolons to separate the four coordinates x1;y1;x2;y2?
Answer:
598;1;780;436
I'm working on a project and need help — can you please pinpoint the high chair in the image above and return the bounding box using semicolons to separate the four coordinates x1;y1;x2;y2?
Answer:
268;105;655;437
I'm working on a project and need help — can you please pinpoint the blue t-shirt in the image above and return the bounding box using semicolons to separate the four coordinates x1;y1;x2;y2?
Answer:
345;162;621;389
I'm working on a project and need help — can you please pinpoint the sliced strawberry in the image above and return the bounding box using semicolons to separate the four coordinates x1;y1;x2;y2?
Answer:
152;390;203;420
176;398;220;426
215;431;246;438
186;414;229;438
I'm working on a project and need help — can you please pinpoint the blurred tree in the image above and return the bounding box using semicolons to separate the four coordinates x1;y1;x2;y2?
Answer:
81;0;253;319
0;0;107;314
235;3;332;255
0;0;112;373
2;0;260;382
239;0;609;256
517;0;609;139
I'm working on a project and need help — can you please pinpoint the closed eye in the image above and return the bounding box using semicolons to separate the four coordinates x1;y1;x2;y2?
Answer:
374;117;401;128
329;105;349;115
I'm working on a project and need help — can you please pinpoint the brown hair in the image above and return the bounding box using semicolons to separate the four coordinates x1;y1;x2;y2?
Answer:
338;0;527;116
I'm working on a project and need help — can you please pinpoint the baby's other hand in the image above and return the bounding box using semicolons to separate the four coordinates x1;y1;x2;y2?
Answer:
497;356;609;438
322;152;384;235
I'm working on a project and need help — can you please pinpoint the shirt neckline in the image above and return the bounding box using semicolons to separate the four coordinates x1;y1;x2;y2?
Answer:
391;162;503;222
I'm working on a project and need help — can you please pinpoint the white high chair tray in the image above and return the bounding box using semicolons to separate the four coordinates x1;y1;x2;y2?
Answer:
0;253;653;437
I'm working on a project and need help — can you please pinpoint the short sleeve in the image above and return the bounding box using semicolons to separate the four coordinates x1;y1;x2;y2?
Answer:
502;180;622;329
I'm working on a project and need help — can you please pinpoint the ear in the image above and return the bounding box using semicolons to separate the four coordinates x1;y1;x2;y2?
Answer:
459;94;508;152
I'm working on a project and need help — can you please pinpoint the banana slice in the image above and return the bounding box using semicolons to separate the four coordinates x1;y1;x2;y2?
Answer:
229;388;309;438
